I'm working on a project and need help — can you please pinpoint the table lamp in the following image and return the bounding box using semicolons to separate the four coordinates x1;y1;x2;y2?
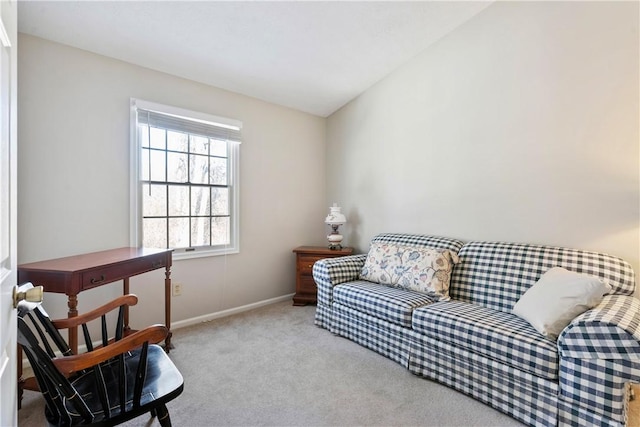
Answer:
325;203;347;250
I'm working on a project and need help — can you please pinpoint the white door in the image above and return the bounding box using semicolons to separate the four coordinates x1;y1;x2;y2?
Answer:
0;1;17;425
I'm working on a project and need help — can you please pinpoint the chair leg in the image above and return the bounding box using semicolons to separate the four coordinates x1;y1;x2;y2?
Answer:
155;404;172;427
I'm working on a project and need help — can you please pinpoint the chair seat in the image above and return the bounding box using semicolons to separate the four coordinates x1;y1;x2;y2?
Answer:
67;345;183;424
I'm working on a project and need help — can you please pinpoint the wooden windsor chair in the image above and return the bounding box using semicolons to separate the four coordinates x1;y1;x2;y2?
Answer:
17;282;184;426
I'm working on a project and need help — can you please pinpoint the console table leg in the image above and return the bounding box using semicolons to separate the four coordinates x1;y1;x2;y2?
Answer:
67;294;78;353
123;278;131;334
164;264;173;352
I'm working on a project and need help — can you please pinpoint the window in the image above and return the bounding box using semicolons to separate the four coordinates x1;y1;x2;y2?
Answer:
130;99;241;259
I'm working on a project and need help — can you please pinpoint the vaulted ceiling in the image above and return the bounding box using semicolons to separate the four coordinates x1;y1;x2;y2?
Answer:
18;1;492;117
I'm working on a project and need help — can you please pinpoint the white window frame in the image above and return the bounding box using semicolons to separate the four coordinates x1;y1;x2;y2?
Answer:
130;98;241;260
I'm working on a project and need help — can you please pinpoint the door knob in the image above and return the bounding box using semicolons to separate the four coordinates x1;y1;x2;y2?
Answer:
13;284;44;309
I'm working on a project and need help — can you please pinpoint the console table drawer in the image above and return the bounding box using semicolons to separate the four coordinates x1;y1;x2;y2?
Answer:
81;256;166;290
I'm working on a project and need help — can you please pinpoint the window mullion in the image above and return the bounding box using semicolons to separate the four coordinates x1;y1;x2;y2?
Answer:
147;118;152;197
208;138;212;246
188;184;194;249
187;135;192;249
164;130;169;249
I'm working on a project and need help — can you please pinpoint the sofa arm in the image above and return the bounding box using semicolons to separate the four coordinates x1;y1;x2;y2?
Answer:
557;295;640;423
312;254;367;306
558;294;640;360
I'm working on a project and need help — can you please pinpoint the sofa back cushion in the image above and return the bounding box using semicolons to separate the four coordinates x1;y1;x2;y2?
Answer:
450;241;636;313
370;233;465;252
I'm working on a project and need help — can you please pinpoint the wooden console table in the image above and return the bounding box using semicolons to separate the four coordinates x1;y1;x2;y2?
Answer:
18;247;173;351
17;247;173;405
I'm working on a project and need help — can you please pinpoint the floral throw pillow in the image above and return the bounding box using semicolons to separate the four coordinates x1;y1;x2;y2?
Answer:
359;242;460;301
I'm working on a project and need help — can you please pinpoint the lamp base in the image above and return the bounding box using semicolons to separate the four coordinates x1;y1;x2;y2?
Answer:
327;232;343;250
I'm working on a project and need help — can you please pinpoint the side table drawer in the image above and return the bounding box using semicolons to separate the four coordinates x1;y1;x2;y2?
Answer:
299;275;317;294
293;246;354;306
298;255;327;275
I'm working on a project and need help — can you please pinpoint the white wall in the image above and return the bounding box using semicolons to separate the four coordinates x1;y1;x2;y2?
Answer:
327;2;640;276
18;34;327;327
17;0;640;327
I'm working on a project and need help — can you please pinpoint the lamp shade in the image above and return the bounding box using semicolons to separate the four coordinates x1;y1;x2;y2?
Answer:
325;203;346;225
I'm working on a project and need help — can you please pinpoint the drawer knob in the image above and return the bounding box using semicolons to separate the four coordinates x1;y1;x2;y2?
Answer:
308;264;313;268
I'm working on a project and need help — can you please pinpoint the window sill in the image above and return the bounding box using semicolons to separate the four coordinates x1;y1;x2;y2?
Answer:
172;247;239;261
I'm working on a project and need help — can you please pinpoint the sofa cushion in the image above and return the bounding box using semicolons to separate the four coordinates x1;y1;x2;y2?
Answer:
333;281;436;327
412;300;559;380
513;267;611;339
370;233;465;253
450;241;635;313
359;242;459;301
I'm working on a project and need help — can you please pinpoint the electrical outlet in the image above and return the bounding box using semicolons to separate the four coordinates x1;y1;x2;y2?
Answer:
172;283;182;296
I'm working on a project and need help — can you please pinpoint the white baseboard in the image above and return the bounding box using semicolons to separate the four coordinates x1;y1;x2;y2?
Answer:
171;293;295;330
21;293;296;370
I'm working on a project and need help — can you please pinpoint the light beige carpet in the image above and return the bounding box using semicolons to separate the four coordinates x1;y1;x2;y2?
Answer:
19;301;527;426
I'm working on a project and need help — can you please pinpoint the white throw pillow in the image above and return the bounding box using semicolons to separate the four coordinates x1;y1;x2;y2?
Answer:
512;267;611;340
359;242;459;301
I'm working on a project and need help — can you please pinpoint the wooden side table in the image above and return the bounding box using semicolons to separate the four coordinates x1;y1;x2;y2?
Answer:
292;246;353;306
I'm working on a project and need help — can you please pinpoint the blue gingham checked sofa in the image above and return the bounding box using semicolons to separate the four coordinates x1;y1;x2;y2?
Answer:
313;233;639;426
